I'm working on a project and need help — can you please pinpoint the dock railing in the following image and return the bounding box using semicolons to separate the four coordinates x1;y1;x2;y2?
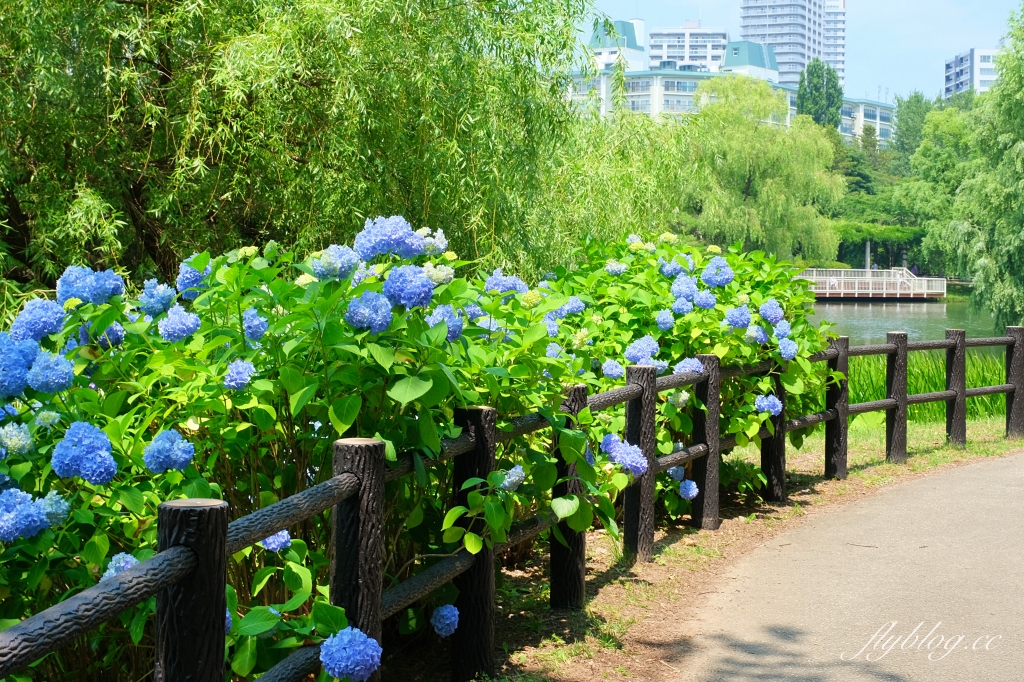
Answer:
800;267;947;299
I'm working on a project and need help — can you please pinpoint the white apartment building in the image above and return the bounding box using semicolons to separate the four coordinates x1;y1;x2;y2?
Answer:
740;0;832;86
823;0;846;85
589;20;647;72
647;21;729;72
944;48;999;98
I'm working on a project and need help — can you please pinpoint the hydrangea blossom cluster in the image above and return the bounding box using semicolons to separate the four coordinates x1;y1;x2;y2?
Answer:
36;411;60;431
51;421;117;485
425;305;464;342
40;489;70;525
0;423;32;457
679;479;699;500
744;325;769;345
101;553;139;581
755;394;783;416
419;228;448;255
311;245;360;279
701;256;735;288
139;279;176;316
674;358;704;375
693;290;716;309
773;320;792;338
672;297;694;315
383;265;435;309
26;352;75;393
0;488;60;542
670;275;697;302
668;390;690;408
602;359;625;379
223;360;256;391
260;529;292;553
724;305;751;330
431;604;460;637
346;292;393;334
55;266;124;307
759;299;785;325
659;258;683;278
354;216;425;260
10;299;65;342
176;256;211;300
0;332;41;399
319;627;382;682
483;269;528;297
243;308;268;341
656;310;674;331
158;305;201;342
779;338;798;361
555;296;586;318
624;335;659;364
79;321;125;350
600;434;648;477
143;430;196;473
422;262;454;285
605;259;628;276
500;465;525;492
545;342;563;359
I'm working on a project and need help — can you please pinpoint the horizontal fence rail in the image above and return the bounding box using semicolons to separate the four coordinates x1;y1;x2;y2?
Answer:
4;327;1023;682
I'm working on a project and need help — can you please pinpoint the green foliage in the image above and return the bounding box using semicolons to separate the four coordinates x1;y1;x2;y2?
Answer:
796;58;843;129
891;91;934;175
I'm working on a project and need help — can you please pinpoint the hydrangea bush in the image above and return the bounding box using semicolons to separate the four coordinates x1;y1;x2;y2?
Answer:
0;221;830;678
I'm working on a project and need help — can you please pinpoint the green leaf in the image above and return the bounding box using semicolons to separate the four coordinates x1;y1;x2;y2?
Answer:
8;462;31;483
463;532;483;554
418;409;441;452
523;323;547;346
367;343;394;370
405;502;425;529
387;376;433;406
329;395;362;436
566;501;594;532
483;501;505;530
442;526;465;543
237;607;281;636
252;404;277;431
442;506;468;530
251;566;280;597
611;473;629;491
278;366;304;394
285;562;313;594
532;463;558;490
311;601;348;636
118;487;146;515
277;590;311;612
551;495;580;520
129;605;149;645
82;534;110;567
231;637;258;676
289;383;318;416
183;477;212;499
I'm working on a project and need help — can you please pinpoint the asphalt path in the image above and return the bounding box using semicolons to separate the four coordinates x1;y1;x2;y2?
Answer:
680;452;1024;681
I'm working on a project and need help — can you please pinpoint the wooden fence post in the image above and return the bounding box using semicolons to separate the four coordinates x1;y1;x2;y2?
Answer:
451;407;497;682
690;354;721;530
761;371;787;502
886;331;908;463
331;437;386;669
825;336;849;480
551;384;588;610
1007;326;1024;439
623;365;657;562
155;499;228;682
945;329;967;448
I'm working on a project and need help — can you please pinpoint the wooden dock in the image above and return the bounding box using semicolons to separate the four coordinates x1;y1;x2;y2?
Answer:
799;268;946;300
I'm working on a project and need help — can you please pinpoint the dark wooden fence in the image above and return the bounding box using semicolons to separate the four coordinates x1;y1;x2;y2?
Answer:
1;327;1022;681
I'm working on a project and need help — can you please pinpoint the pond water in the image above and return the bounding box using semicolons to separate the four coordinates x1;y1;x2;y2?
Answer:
809;301;1001;346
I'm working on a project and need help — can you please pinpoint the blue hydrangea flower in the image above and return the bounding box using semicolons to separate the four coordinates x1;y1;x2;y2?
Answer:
139;279;176;316
674;358;704;375
672;297;694;315
641;358;669;374
144;430;196;473
773;320;792;338
176;256;211;300
260;529;291;553
158;305;201;342
101;553;139;580
724;305;751;329
425;305;463;342
87;321;126;350
225;608;233;634
0;423;32;457
346;292;393;334
755;394;783;416
3;404;16;417
483;269;528;297
659;258;683;278
431;604;460;637
670;275;698;301
464;303;485;320
602;359;625;379
608;441;647;477
312;245;360;279
351;261;372;286
585;444;595;466
745;325;769;345
422;228;448;255
27;352;75;393
656;309;674;331
353;216;425;261
52;421;117;485
600;433;621;454
680;253;695;271
555;296;586;318
36;411;60;430
545;342;563;359
319;627;383;682
543;313;559;337
223;360;256;391
10;299;65;342
679;479;699;500
624;335;659;364
0;489;50;542
383;265;435;309
243;308;268;341
759;298;785;324
40;490;69;526
56;266;124;307
498;465;525;493
626;235;642;243
779;338;798;361
667;466;687;481
700;256;734;287
693;290;716;309
605;260;628;276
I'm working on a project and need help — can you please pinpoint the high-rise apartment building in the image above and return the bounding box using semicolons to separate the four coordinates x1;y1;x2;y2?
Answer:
823;0;846;85
647;21;729;72
740;0;834;85
944;48;999;98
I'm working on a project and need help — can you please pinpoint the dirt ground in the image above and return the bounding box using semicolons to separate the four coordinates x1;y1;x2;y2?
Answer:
379;416;1023;681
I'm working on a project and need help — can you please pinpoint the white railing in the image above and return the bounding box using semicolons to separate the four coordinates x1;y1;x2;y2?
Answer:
798;268;946;298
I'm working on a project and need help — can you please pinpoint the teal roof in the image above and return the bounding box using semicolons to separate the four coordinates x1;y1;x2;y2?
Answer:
723;41;778;71
589;21;643;51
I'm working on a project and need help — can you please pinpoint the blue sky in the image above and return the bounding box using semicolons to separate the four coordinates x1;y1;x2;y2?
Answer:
592;0;1020;101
